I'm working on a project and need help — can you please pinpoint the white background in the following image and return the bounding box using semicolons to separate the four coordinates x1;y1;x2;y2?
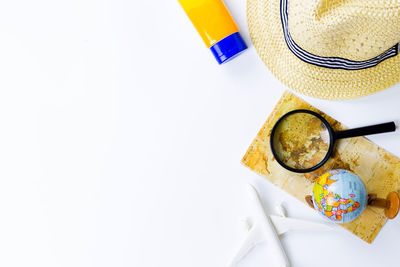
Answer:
0;0;400;266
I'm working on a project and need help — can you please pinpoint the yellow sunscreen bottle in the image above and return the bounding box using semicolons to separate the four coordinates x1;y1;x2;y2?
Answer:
178;0;247;64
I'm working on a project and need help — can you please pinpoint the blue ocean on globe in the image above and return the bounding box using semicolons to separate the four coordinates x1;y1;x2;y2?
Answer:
312;169;368;223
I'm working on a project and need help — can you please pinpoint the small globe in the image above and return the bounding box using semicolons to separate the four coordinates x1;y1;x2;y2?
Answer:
312;169;367;223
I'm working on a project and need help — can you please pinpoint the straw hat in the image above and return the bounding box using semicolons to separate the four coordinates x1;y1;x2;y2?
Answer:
247;0;400;99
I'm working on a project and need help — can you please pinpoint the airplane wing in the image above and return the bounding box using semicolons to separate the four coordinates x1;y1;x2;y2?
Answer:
228;185;333;267
227;222;268;267
270;214;333;236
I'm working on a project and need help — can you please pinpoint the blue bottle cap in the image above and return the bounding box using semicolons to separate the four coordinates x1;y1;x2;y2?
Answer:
210;32;247;64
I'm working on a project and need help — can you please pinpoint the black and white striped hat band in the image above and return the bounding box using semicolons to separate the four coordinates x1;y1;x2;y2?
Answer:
280;0;399;70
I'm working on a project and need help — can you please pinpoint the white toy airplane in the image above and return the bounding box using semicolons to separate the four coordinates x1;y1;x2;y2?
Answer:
228;184;333;267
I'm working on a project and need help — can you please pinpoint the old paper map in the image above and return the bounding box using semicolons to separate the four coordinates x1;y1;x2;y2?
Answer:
242;91;400;243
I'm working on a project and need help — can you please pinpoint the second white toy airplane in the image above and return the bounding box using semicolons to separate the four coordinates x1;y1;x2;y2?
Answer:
228;184;333;267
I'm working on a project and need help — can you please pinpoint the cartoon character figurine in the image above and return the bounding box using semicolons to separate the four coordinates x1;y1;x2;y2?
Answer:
305;169;400;223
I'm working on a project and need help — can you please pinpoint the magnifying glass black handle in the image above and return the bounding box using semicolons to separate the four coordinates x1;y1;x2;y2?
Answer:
335;122;396;139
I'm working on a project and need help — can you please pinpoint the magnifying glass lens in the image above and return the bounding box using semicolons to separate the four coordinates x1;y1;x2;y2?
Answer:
271;112;331;170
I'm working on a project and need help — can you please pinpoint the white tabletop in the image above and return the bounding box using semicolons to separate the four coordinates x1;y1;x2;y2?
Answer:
1;0;400;266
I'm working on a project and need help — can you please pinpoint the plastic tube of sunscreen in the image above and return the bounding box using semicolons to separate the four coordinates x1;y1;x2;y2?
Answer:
178;0;247;64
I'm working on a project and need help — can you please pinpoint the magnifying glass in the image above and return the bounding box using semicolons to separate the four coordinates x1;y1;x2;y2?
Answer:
270;109;396;173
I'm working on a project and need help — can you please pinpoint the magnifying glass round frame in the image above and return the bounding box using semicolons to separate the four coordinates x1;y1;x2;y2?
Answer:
270;109;335;173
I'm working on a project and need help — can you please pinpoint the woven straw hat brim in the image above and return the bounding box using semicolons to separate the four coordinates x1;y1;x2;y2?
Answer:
247;0;400;100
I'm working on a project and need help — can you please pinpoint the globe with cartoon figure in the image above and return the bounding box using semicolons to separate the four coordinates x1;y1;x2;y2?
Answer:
305;169;400;223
